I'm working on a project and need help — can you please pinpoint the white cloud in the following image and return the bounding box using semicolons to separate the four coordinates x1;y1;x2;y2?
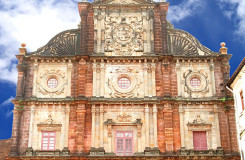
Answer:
0;96;14;117
167;0;205;23
0;0;80;84
216;0;245;40
0;96;14;107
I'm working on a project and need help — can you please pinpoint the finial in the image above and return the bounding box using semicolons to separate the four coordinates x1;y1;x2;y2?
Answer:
21;43;26;48
19;43;27;55
219;42;228;54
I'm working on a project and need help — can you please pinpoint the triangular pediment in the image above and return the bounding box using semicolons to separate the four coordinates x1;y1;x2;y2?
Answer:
94;0;155;5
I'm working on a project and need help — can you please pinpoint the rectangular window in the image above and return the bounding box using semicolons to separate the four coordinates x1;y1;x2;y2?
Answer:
116;131;133;156
193;131;207;151
41;132;56;150
241;91;244;111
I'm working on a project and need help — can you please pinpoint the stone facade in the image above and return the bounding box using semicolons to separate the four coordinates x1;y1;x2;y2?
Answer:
227;57;245;160
3;0;240;159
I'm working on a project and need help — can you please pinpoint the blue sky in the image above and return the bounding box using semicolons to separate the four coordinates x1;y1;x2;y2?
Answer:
0;0;244;139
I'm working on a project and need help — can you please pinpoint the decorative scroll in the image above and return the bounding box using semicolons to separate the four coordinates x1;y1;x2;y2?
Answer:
117;112;132;122
167;28;217;56
28;29;80;56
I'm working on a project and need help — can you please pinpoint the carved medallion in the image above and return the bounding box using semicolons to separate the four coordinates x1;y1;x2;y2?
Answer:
105;14;143;56
107;66;143;98
113;24;134;44
183;70;209;96
37;69;66;97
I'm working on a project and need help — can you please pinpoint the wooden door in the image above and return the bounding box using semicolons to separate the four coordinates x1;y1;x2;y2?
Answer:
193;131;207;151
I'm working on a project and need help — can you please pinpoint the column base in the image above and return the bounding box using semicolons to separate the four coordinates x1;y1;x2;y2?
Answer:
144;147;160;155
62;147;70;156
25;147;33;156
89;147;105;155
105;152;115;156
134;152;145;156
8;152;19;156
180;147;188;155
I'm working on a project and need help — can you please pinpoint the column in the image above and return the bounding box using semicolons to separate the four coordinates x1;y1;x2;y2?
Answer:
96;106;100;148
92;62;97;96
151;62;156;97
176;60;181;97
100;61;105;97
108;124;112;152
214;105;221;147
32;60;38;97
210;59;216;96
179;104;185;148
142;9;148;54
153;104;158;148
148;66;152;97
99;104;104;148
97;10;101;53
145;104;150;148
96;64;101;97
137;124;142;152
28;105;35;148
64;104;70;148
67;60;72;97
143;61;148;97
149;9;154;53
100;8;105;53
9;108;23;156
91;105;96;148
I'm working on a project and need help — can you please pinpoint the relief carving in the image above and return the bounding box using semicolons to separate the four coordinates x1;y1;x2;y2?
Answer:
37;115;62;131
105;14;143;56
187;114;211;127
117;112;132;122
183;70;209;97
37;69;66;97
107;66;143;98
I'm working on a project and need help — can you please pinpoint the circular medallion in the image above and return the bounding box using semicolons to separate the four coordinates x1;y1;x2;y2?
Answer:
113;24;134;44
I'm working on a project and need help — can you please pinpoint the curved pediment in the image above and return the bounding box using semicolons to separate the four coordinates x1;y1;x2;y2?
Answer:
167;28;217;56
28;29;81;56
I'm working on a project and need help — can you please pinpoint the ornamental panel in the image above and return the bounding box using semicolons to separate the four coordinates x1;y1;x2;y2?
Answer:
104;13;143;56
105;64;144;98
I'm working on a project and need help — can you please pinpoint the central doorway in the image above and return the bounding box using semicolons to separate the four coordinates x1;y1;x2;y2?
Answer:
115;131;134;156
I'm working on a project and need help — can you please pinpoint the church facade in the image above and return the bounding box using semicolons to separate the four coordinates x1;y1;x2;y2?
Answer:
6;0;240;159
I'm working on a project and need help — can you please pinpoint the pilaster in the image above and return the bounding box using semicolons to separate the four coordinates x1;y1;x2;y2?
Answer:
9;108;23;156
76;104;86;153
